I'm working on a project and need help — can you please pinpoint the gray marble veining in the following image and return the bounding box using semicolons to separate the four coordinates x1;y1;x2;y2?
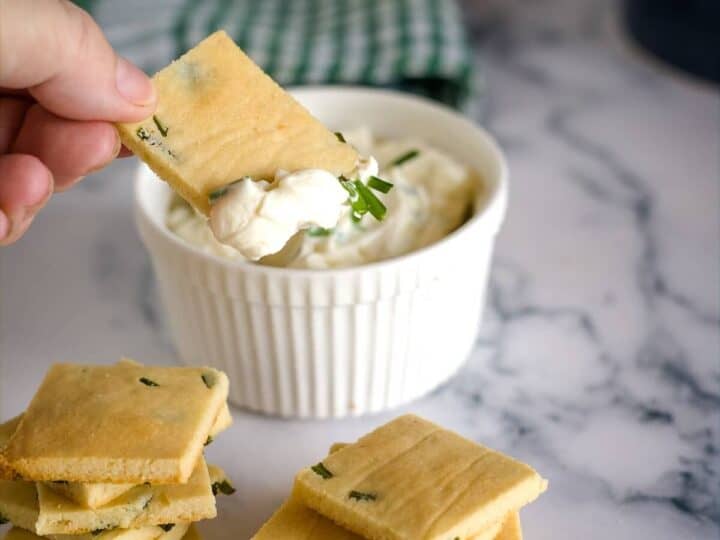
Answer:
1;0;718;538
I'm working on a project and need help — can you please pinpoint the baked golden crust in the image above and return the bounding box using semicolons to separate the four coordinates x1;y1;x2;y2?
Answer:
116;30;357;215
0;459;214;536
294;415;546;540
1;363;228;484
2;402;230;508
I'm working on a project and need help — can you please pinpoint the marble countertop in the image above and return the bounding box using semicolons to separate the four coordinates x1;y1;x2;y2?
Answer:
1;0;717;538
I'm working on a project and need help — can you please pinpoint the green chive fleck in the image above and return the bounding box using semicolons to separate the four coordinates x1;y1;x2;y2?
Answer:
204;436;213;446
153;116;169;137
0;513;8;525
212;480;236;496
354;180;387;221
139;377;159;387
367;176;394;194
136;127;151;141
159;524;175;532
335;132;347;143
208;178;246;204
311;462;333;479
390;149;419;167
143;496;153;510
307;227;333;237
208;187;229;202
348;490;376;502
201;373;215;388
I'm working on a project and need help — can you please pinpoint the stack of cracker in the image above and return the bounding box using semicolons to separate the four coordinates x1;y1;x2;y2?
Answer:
253;415;547;540
0;360;236;540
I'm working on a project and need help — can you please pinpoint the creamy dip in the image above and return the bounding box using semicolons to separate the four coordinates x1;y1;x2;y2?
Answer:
166;128;477;269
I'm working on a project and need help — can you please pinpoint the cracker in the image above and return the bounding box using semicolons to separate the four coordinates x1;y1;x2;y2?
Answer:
0;479;38;532
495;512;522;540
43;402;231;508
1;363;228;484
253;443;514;540
36;484;154;536
129;457;216;528
251;498;362;540
294;415;547;540
35;459;215;535
116;30;358;215
0;416;21;480
45;482;137;512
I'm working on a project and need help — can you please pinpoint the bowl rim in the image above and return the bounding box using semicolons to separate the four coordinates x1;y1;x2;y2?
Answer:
134;85;509;277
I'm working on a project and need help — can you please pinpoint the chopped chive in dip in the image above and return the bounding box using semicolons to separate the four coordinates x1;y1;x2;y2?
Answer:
139;377;159;387
143;496;153;510
390;149;419;167
311;462;334;479
201;373;215;388
136;127;151;141
307;227;333;237
204;436;213;446
348;490;377;502
0;513;8;525
208;178;246;204
159;524;175;532
153;116;169;137
335;132;347;143
367;176;394;194
212;479;236;496
208;186;229;203
354;180;387;221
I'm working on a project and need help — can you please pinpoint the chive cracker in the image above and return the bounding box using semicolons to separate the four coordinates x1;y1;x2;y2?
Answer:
294;415;547;540
117;31;358;215
0;362;228;484
252;442;520;540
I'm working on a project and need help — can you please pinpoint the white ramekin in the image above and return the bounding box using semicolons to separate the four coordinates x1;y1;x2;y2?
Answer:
134;87;508;419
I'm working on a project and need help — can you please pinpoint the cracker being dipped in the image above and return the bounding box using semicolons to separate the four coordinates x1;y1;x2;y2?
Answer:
117;30;357;215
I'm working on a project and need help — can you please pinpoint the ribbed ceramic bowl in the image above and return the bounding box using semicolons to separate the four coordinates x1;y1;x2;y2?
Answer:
134;87;508;418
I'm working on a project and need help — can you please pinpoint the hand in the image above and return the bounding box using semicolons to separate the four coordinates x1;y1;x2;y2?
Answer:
0;0;156;245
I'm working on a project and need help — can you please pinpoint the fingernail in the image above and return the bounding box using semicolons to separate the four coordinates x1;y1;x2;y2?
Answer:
116;57;155;106
0;210;9;241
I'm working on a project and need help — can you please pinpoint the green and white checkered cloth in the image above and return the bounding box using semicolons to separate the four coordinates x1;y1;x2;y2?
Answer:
77;0;476;110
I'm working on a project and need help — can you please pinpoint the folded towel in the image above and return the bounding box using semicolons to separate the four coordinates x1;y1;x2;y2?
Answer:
78;0;475;109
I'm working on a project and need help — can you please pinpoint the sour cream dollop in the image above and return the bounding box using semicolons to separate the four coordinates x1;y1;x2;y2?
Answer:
167;128;477;268
209;168;349;260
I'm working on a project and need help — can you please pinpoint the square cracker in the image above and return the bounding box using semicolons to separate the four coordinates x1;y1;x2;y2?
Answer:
43;402;232;508
117;30;358;215
294;415;547;540
36;484;153;536
252;500;513;540
35;458;215;535
0;459;214;536
495;512;522;540
0;479;38;532
1;363;228;484
252;443;517;540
